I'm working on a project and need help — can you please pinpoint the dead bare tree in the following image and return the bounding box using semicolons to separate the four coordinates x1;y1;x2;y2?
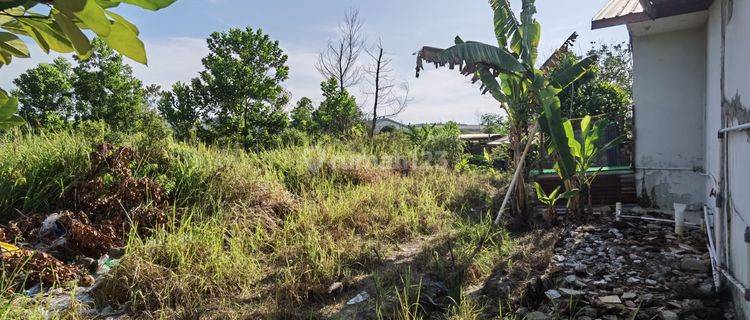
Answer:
316;8;366;92
364;41;410;137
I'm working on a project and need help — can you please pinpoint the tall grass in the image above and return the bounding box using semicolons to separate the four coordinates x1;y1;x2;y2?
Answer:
0;132;92;218
0;131;512;318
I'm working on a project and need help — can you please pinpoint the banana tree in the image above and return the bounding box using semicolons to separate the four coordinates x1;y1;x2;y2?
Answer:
560;115;622;216
415;0;597;224
534;182;578;222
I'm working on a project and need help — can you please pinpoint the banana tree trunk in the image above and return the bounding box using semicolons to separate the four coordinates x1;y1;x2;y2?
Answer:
501;122;535;225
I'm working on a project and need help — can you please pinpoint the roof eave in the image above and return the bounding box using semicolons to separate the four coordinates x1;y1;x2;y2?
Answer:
592;12;651;30
592;0;714;30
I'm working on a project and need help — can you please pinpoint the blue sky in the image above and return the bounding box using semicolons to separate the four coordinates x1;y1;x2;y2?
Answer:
2;0;628;124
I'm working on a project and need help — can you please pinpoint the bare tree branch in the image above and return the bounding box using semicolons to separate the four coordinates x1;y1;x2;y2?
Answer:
316;8;366;92
364;40;410;137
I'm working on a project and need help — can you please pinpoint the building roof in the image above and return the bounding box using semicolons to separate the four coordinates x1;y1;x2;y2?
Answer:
459;133;502;141
592;0;649;29
592;0;714;29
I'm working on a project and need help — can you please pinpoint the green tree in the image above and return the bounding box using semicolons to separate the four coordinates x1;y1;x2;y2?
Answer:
312;77;362;137
0;0;177;129
143;84;163;110
416;0;597;222
587;41;632;94
290;97;314;132
553;47;632;136
195;27;290;150
11;57;75;129
158;81;201;141
480;113;509;135
72;39;145;132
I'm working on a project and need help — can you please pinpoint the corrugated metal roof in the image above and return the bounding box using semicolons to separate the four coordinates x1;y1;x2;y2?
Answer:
592;0;650;29
592;0;714;29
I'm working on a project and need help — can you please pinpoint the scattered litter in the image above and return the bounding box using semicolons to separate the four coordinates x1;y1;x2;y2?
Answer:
0;241;20;256
0;143;167;318
544;289;561;300
327;281;343;294
346;291;370;305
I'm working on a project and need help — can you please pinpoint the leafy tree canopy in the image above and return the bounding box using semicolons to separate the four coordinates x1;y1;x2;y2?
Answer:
158;81;201;142
312;77;362;137
12;57;75;128
159;27;291;150
72;38;145;132
290;97;314;132
480;113;509;135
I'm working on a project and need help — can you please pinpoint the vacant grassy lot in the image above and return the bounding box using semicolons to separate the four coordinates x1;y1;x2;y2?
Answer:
0;132;526;319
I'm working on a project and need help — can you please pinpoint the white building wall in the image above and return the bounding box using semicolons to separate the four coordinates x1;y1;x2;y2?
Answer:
705;0;750;317
630;27;707;210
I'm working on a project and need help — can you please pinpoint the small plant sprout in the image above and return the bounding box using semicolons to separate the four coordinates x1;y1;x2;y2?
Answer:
534;182;578;222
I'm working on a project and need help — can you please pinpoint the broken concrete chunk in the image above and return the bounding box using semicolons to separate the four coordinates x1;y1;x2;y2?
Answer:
599;295;622;304
526;311;549;320
621;292;637;300
564;275;577;283
679;258;709;273
559;288;585;297
660;310;679;320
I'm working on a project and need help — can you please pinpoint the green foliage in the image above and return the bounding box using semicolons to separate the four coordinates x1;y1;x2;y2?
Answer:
479;113;508;135
312;77;362;138
533;182;577;207
158;81;200;142
0;0;174;65
11;58;74;129
10;40;156;133
406;123;466;167
276;127;310;147
416;0;598;220
552;48;632;135
0;89;24;130
290;97;314;132
72;39;145;132
191;27;290;150
0;0;175;132
587;41;632;93
550;115;622;213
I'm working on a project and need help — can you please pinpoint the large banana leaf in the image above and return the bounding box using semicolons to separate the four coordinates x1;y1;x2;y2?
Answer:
540;86;576;180
541;32;578;72
416;41;525;78
475;66;508;103
550;55;598;90
517;0;540;66
490;0;520;50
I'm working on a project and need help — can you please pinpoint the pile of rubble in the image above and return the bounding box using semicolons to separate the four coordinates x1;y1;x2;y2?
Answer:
519;214;736;320
0;144;167;295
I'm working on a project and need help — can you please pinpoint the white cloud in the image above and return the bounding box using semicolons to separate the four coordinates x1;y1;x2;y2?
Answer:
400;70;503;124
130;37;209;88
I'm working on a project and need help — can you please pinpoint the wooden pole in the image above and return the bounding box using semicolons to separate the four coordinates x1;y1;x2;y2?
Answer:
466;124;540;264
494;123;539;225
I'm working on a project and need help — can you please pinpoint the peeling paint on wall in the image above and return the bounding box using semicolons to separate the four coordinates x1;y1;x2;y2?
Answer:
723;94;750;139
636;169;705;210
